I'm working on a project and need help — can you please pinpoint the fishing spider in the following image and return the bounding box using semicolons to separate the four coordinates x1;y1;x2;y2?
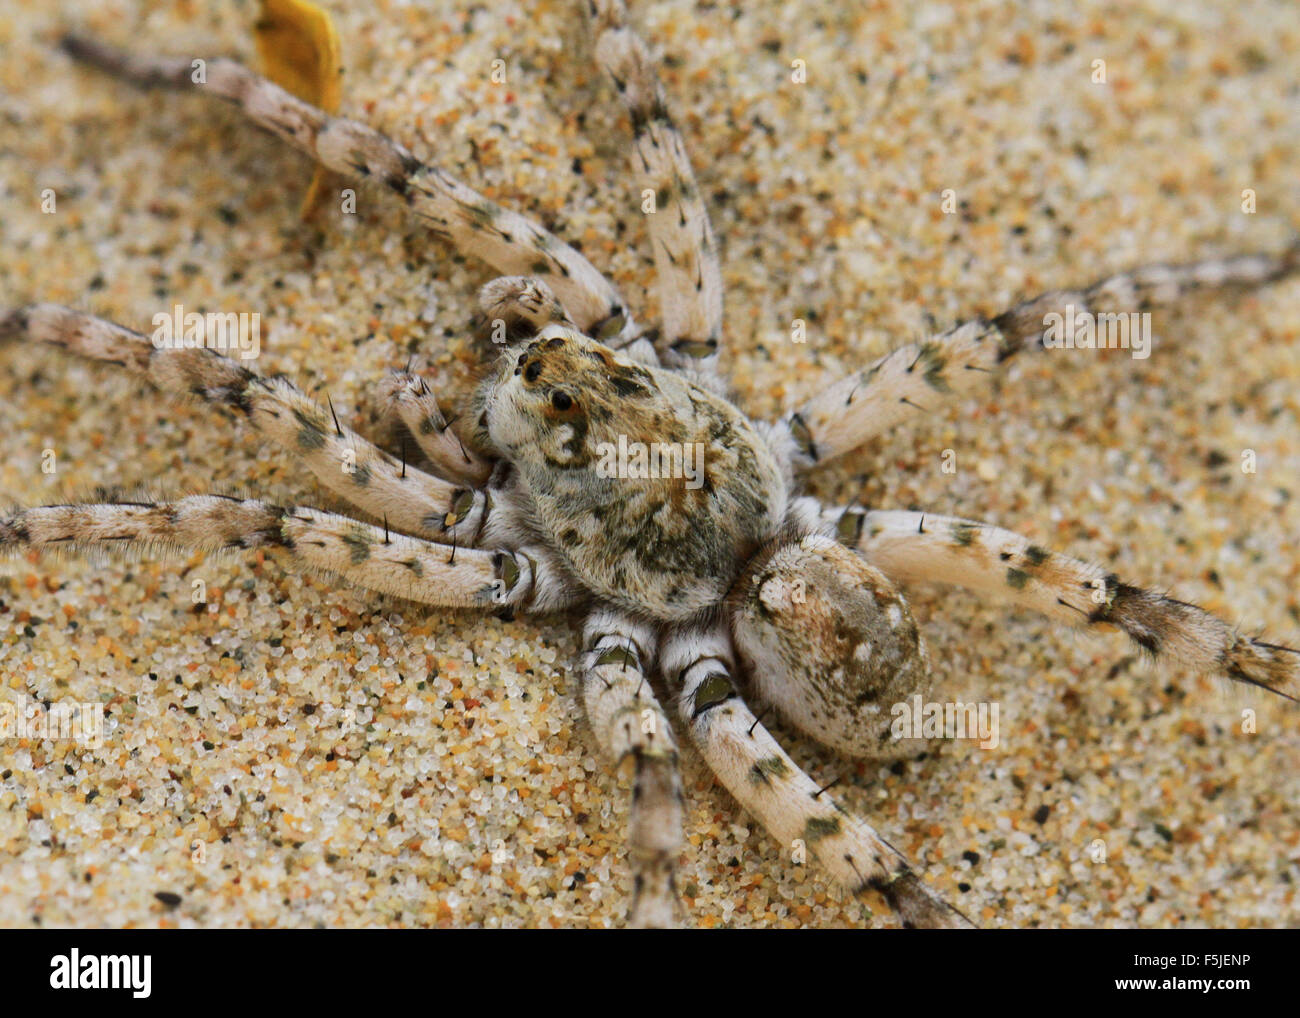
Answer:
3;0;1297;927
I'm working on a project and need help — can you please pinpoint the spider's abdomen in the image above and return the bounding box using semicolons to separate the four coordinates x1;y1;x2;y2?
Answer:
729;535;932;758
479;327;787;619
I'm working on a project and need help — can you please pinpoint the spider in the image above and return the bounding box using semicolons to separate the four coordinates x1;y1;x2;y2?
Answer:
2;0;1298;928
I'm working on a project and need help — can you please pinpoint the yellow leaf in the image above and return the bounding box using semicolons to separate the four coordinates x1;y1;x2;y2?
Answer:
254;0;343;218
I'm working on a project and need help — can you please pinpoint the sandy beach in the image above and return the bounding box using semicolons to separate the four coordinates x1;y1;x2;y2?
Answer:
1;0;1297;927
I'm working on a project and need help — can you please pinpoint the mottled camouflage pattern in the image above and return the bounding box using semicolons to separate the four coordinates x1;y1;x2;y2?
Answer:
476;325;785;620
730;535;932;757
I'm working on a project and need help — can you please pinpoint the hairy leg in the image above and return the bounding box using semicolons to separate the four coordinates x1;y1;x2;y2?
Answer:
475;276;577;345
59;33;634;340
586;0;725;382
2;304;489;543
776;243;1300;470
580;609;683;928
0;496;569;611
379;370;494;488
659;626;972;928
829;506;1300;702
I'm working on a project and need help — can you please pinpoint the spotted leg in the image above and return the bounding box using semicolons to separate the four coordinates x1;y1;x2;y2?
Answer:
0;497;569;611
472;274;659;366
378;370;494;488
475;276;577;346
659;626;973;928
2;304;488;543
59;33;634;341
586;0;725;383
776;242;1300;470
580;609;684;927
829;507;1300;702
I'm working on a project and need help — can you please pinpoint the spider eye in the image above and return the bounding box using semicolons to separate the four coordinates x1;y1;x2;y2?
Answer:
524;360;542;383
551;390;573;411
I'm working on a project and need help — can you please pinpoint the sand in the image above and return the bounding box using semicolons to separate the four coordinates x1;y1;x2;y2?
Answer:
1;0;1297;928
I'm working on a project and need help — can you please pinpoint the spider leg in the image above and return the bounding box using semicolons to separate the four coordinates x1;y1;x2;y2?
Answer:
0;497;569;612
472;273;660;366
378;370;494;488
3;304;488;544
829;507;1300;702
775;242;1300;470
586;0;725;384
580;609;683;928
476;276;577;344
58;33;633;341
659;626;973;928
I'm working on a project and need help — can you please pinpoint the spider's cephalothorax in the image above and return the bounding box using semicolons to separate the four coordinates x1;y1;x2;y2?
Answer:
4;0;1299;929
477;325;786;619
